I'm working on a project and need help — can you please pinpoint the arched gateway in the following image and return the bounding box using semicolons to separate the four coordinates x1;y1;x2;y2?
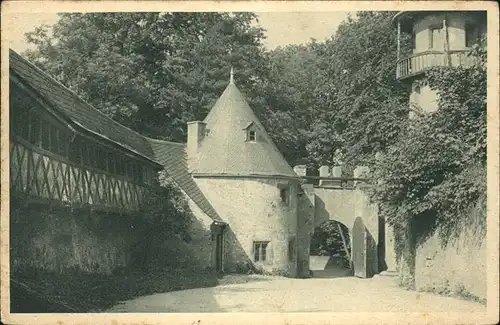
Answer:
295;165;392;278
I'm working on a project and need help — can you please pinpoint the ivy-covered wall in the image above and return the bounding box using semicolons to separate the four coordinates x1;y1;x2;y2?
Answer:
396;197;486;302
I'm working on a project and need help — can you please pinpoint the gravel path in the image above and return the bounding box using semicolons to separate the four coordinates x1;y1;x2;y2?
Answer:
106;273;486;313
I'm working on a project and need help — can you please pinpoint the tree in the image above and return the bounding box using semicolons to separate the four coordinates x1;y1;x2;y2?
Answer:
25;12;267;142
310;221;351;267
253;42;328;166
305;12;410;172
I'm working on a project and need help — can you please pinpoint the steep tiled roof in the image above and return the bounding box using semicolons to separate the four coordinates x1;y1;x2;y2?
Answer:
147;139;224;222
9;49;157;163
192;81;297;178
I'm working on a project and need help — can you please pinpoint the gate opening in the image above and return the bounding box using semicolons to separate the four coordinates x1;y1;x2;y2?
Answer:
309;220;352;278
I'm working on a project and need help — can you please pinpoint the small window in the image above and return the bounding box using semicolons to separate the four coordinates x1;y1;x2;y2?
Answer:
107;153;115;174
280;188;289;205
49;126;59;154
248;130;256;142
135;163;144;182
465;24;479;48
411;32;416;50
429;27;442;49
253;241;269;262
69;137;82;164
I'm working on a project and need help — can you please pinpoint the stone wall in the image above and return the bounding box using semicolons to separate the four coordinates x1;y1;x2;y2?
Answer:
414;226;486;301
194;177;299;276
10;190;215;275
296;183;315;277
10;203;134;275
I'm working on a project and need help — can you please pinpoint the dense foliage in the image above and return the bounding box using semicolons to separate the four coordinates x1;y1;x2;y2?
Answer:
310;221;350;258
23;12;410;169
130;170;195;271
370;39;487;265
25;12;267;142
304;12;410;171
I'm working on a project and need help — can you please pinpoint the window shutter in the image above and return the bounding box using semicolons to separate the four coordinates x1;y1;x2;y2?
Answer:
268;243;273;261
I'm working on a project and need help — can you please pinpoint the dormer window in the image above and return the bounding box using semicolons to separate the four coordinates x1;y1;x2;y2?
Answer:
243;122;257;142
248;130;256;142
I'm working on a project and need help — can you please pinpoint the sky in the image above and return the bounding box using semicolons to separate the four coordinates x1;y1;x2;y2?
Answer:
7;12;353;53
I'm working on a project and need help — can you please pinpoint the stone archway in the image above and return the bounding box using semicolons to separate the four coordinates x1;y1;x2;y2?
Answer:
309;220;352;278
312;187;380;278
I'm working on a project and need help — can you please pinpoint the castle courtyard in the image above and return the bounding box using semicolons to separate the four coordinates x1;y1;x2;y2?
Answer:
106;274;486;313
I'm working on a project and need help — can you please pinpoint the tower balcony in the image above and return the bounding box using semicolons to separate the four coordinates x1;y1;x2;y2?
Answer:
396;49;473;81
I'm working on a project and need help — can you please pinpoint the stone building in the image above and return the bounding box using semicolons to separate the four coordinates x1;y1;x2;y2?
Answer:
186;71;301;276
9;49;387;279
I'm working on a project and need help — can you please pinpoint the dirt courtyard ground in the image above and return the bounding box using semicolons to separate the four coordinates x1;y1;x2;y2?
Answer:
106;273;486;313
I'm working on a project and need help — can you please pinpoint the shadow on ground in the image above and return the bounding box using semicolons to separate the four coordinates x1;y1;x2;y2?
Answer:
311;268;353;278
309;254;353;279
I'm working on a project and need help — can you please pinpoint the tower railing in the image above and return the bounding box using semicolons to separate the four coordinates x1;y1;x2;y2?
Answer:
396;49;473;80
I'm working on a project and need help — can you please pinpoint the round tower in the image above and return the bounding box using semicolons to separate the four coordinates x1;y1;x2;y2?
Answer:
187;70;300;276
393;11;486;115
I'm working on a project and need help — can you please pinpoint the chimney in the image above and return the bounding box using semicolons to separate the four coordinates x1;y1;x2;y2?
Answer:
187;121;206;165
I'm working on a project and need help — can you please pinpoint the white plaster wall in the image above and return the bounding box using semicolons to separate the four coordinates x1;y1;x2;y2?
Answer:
314;187;378;238
415;227;486;300
183;191;215;269
410;83;440;114
194;177;299;276
413;12;470;52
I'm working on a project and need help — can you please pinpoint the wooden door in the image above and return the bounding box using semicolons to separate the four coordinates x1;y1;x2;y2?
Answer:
215;234;223;273
352;217;367;278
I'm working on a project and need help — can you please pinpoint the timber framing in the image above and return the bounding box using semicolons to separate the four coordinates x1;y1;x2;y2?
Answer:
8;50;163;213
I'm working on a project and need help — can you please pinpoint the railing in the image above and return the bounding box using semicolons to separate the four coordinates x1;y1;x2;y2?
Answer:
396;50;473;80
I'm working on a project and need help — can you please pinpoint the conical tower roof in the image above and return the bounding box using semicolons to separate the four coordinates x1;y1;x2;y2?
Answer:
191;74;296;178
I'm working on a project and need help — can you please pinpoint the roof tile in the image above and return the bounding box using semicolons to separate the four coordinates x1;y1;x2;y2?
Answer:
147;139;224;222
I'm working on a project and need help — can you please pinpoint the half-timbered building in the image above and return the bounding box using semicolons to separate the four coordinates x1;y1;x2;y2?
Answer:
9;49;224;274
9;50;162;212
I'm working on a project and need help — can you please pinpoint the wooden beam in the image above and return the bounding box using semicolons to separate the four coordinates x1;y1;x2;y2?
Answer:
397;20;401;61
337;222;352;263
443;16;451;66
